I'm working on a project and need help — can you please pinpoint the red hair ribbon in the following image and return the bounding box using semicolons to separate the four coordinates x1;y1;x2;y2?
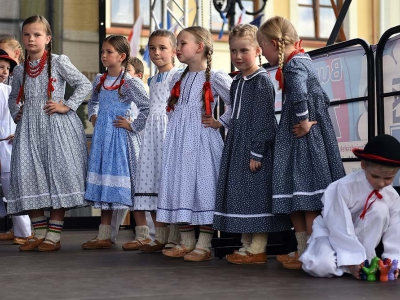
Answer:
47;78;56;98
16;86;24;104
203;81;214;116
359;190;382;219
275;39;305;92
166;80;181;112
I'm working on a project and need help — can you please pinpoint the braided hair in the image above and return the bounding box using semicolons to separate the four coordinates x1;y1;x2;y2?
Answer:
257;16;299;89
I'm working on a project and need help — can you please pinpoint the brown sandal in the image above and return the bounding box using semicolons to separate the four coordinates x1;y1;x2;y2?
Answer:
184;248;212;262
139;240;166;253
162;244;194;258
19;237;44;251
122;238;151;251
38;239;61;252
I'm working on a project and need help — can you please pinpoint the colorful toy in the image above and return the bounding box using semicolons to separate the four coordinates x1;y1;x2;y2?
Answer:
362;257;380;281
360;259;369;281
378;258;391;282
388;259;398;281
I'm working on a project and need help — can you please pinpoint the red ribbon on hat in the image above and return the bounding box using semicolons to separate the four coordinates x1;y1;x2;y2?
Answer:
203;81;214;116
359;189;382;219
275;40;305;92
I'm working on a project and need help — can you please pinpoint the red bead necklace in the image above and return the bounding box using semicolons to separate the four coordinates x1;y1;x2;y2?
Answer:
26;50;48;78
100;70;124;91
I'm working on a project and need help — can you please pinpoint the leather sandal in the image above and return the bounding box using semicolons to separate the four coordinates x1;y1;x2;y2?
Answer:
38;239;61;252
226;251;267;264
81;238;112;250
162;244;194;258
122;238;151;251
184;248;212;262
139;240;166;253
19;237;45;251
283;257;303;270
276;251;299;263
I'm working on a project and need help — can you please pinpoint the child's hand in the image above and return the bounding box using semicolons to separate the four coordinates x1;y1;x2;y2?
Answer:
5;134;14;144
0;134;14;143
113;116;133;132
15;105;23;123
90;115;97;127
292;120;317;138
43;100;70;115
395;269;399;279
202;114;222;129
250;159;261;173
348;264;362;280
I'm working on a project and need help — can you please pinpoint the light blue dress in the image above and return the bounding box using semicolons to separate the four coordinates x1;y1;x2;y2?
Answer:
86;73;150;210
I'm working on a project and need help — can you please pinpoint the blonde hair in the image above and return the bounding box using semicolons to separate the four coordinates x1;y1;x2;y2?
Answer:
257;16;299;72
229;24;261;66
363;160;400;173
168;26;213;111
0;36;24;64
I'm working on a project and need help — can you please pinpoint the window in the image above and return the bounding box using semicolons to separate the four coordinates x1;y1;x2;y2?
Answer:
298;0;344;40
111;0;134;26
211;0;256;32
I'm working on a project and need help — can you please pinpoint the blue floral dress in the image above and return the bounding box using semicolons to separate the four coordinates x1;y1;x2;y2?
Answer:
213;69;292;233
272;53;345;214
7;54;91;214
86;74;149;210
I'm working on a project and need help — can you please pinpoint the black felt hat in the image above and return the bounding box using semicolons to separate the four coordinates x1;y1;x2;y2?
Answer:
353;134;400;167
0;49;17;72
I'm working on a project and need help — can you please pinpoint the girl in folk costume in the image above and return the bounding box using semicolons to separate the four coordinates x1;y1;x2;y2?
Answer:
0;37;32;245
213;24;292;264
122;29;181;252
257;16;345;269
81;35;150;250
7;15;92;251
157;26;232;262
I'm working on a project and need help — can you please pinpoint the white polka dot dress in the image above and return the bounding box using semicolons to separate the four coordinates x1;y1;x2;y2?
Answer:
156;70;232;225
133;68;179;211
272;53;345;214
213;69;292;233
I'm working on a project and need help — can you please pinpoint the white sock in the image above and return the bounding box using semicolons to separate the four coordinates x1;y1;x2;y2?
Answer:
178;224;196;249
295;231;308;256
167;224;181;245
31;216;48;240
239;233;252;252
135;225;150;241
44;220;64;244
194;226;213;251
97;224;111;240
247;233;268;254
154;226;169;244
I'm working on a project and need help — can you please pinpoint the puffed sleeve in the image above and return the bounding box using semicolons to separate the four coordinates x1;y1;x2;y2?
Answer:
87;74;102;121
211;70;232;128
284;57;310;122
250;73;277;161
56;55;92;111
382;193;400;262
321;182;367;266
8;65;23;120
124;77;150;133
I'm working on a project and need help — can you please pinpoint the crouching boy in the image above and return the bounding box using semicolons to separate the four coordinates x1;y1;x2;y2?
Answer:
300;134;400;279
